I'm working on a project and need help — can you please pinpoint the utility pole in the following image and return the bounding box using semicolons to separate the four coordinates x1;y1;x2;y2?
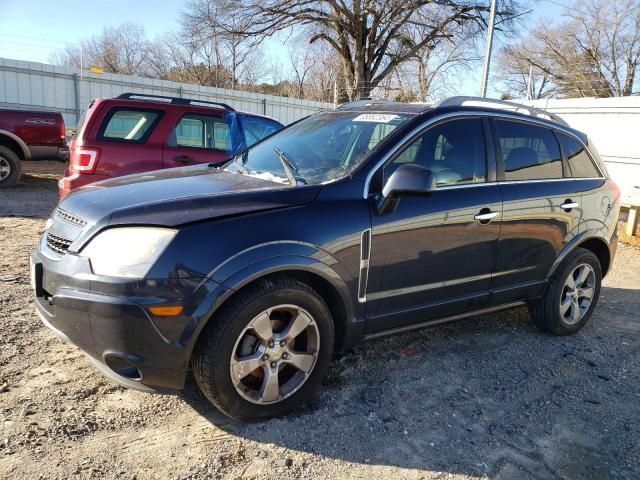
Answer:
526;65;534;100
479;0;497;98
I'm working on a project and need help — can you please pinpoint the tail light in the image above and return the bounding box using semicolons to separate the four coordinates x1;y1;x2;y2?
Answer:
70;147;100;174
59;118;66;142
609;179;621;201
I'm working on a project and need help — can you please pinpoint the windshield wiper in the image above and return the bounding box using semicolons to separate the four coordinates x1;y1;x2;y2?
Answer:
234;151;249;175
273;146;299;186
209;148;248;172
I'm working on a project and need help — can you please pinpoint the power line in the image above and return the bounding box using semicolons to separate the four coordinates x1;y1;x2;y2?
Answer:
537;0;600;18
0;33;69;45
0;40;66;51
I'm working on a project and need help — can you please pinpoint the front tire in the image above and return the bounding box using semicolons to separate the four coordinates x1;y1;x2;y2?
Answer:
529;247;602;335
192;277;335;420
0;146;21;188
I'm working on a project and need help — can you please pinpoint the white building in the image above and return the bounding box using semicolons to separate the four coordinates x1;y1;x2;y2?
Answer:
530;97;640;202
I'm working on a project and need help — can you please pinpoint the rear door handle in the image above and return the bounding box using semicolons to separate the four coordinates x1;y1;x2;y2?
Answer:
173;155;194;163
561;200;579;211
474;209;499;223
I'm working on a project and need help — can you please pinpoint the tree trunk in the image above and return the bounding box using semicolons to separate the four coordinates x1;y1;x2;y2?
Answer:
417;59;427;101
623;59;636;96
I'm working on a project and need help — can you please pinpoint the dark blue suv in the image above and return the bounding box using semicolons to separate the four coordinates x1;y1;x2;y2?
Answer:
30;97;620;420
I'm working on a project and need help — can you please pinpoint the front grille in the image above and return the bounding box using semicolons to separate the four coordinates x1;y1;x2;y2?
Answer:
46;232;73;255
56;208;87;227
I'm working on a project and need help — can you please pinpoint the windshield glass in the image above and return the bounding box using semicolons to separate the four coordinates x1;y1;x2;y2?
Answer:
223;111;414;185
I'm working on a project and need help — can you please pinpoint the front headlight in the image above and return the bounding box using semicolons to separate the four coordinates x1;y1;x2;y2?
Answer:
80;227;177;279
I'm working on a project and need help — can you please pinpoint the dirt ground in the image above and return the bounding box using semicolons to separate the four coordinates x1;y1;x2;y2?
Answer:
1;162;639;480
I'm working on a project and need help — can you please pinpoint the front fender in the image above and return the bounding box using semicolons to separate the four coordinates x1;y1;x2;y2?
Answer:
182;246;363;356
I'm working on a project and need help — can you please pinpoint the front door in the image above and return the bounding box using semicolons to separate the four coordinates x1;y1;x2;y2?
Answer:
365;117;502;333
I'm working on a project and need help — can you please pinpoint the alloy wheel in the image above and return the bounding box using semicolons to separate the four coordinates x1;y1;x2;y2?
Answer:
560;263;596;325
0;157;11;180
230;304;320;404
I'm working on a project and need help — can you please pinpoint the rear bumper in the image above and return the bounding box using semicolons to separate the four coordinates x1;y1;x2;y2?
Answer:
28;145;69;162
58;172;110;198
29;246;226;392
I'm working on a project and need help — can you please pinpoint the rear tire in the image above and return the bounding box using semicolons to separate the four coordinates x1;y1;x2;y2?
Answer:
0;146;21;188
192;277;335;420
529;247;602;335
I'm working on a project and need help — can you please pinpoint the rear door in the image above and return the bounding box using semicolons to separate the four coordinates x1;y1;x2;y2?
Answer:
491;118;583;304
163;112;231;168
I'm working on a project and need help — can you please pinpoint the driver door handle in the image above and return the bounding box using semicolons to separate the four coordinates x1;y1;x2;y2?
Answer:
561;200;579;211
173;155;194;163
474;210;499;223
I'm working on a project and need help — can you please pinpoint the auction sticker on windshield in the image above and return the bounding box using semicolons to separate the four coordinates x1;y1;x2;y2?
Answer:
352;113;399;123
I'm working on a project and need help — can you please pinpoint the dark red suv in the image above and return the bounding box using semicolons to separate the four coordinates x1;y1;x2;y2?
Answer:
59;93;283;198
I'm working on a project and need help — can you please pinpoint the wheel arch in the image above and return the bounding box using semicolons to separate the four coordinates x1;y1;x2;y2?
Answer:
548;233;612;279
190;255;362;357
0;130;31;160
576;237;611;277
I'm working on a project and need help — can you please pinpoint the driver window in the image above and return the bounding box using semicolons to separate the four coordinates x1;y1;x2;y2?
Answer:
384;118;487;187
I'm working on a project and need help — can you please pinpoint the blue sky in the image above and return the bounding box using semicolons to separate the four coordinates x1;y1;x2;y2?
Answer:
0;0;564;97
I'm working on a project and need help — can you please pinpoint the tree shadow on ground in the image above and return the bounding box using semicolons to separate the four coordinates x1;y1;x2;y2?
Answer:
180;286;640;479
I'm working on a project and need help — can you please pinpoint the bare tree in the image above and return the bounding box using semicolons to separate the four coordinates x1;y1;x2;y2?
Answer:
289;42;315;98
192;0;520;100
497;43;559;99
182;0;266;89
52;24;152;76
498;0;640;98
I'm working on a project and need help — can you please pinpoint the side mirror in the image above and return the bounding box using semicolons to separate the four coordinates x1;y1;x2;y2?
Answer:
376;163;436;214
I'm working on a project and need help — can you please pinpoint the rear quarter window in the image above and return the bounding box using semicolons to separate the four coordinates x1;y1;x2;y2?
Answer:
98;108;162;143
558;133;601;178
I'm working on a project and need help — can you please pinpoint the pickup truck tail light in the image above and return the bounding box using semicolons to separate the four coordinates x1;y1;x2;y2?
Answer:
59;119;66;142
70;147;100;174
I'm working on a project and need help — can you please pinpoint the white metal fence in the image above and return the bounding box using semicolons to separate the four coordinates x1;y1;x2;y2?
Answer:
0;58;333;127
530;97;640;201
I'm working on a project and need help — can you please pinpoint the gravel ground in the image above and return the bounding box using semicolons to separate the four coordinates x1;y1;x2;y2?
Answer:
1;162;639;479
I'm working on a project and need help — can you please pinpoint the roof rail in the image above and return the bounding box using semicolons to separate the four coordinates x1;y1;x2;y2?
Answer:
435;96;568;127
336;98;383;109
117;92;235;111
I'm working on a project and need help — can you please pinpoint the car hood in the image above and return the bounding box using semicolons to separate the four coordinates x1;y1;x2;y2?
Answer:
56;165;320;248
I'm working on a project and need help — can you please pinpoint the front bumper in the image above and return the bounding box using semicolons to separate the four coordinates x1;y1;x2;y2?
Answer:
30;246;227;392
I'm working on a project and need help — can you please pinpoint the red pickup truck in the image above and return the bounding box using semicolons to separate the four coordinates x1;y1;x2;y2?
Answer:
0;110;68;187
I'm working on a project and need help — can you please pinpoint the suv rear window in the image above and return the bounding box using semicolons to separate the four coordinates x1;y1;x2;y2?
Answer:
171;114;230;151
558;133;601;178
99;109;161;142
495;120;562;181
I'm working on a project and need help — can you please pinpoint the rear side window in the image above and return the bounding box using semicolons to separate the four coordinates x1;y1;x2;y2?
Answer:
558;133;601;178
99;109;161;142
495;120;562;181
240;115;282;147
170;114;230;150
